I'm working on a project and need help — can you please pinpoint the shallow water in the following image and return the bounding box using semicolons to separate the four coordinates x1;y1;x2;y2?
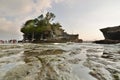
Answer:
0;43;120;80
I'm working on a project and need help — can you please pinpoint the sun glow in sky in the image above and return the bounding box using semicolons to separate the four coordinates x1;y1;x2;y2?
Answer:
0;0;120;41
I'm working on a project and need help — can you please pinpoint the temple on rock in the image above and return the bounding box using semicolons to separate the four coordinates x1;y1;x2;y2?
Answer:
21;12;82;43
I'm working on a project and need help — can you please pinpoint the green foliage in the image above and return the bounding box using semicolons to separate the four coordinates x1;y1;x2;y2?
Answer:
21;19;36;33
21;12;64;41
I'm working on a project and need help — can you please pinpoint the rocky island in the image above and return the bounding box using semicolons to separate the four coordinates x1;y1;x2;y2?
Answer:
94;25;120;44
21;12;82;43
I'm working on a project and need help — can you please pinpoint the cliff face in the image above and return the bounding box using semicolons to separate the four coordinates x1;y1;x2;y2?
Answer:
100;26;120;40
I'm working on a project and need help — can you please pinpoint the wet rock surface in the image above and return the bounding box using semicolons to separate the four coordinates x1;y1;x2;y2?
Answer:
93;39;120;44
0;43;120;80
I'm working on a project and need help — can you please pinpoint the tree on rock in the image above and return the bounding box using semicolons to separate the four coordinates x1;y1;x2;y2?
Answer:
21;12;64;42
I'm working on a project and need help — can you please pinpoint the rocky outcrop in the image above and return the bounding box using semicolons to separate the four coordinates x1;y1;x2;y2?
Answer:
1;43;120;80
94;26;120;44
93;39;120;44
100;26;120;40
21;12;83;43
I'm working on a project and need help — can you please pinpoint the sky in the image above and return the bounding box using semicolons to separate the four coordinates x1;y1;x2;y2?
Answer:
0;0;120;41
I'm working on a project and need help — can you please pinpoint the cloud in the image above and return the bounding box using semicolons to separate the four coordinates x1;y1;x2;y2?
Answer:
0;17;19;34
0;0;63;17
0;0;63;40
0;18;14;32
0;0;47;15
0;17;23;40
0;0;33;17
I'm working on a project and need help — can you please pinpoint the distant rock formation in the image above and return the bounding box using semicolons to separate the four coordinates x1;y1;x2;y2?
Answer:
100;26;120;40
21;12;82;43
93;39;120;44
94;25;120;44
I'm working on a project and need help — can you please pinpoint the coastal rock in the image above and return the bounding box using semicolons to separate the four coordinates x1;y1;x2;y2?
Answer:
21;12;83;43
24;49;66;57
93;39;120;44
94;26;120;44
100;26;120;40
22;47;80;80
3;64;32;80
1;43;120;80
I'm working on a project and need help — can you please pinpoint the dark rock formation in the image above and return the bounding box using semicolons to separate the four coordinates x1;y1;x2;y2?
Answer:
100;26;120;40
94;25;120;44
93;39;120;44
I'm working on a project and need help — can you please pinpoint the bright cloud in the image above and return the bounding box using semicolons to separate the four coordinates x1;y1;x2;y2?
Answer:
0;0;63;17
0;0;63;40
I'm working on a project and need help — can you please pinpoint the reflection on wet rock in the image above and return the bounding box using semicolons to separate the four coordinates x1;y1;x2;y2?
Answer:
1;43;120;80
